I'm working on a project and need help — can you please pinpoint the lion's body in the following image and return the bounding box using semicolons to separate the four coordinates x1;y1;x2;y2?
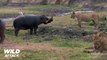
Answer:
71;12;99;28
93;32;107;52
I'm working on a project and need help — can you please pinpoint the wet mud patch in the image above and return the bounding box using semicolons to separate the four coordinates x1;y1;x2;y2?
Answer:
5;25;96;43
36;26;95;40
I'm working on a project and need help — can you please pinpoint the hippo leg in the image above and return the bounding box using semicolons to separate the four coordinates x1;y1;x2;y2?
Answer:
0;35;5;43
34;26;38;35
30;28;33;35
15;28;20;36
0;37;2;43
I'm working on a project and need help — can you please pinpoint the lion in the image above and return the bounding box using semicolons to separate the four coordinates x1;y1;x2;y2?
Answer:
93;31;107;52
71;11;99;28
84;31;107;53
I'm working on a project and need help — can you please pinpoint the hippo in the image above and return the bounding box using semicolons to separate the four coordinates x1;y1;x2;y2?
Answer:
13;15;53;36
0;20;5;43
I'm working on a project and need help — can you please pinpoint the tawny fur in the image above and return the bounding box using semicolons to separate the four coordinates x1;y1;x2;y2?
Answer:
93;32;107;52
71;12;99;28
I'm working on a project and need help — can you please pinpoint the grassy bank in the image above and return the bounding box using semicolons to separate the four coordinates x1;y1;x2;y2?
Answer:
26;5;82;10
0;14;100;60
0;5;83;15
0;8;44;14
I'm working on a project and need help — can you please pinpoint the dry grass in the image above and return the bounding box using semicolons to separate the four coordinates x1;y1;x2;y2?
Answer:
1;13;107;60
0;15;95;60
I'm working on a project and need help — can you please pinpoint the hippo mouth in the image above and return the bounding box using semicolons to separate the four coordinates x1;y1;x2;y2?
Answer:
47;19;53;23
44;17;53;24
44;20;52;24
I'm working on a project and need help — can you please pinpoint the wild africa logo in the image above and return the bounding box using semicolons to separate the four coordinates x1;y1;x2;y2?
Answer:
4;49;20;57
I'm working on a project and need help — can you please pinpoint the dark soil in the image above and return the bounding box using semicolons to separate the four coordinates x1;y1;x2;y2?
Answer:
36;26;96;41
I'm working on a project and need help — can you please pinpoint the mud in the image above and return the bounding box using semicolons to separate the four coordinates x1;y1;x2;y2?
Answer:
36;26;96;40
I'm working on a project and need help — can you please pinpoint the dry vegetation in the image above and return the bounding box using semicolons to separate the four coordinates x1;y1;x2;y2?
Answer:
0;2;106;59
0;15;96;60
1;13;106;60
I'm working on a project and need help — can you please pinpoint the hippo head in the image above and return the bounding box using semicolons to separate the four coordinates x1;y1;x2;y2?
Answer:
40;15;53;24
71;11;76;19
